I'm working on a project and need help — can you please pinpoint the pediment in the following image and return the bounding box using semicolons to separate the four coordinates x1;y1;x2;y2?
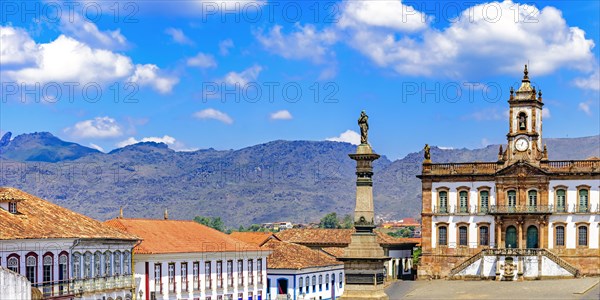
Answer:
496;161;548;177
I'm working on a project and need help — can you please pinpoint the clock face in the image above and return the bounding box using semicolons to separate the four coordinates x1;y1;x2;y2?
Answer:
515;138;529;152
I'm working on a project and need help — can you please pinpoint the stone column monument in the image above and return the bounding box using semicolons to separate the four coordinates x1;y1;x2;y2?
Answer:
339;111;390;300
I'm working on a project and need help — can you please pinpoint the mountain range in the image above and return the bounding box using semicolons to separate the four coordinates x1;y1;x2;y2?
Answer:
0;132;598;227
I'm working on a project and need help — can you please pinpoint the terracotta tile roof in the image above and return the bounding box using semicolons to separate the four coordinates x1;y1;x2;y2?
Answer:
321;247;345;258
105;218;263;254
229;232;279;247
275;228;421;247
0;187;138;241
262;239;342;270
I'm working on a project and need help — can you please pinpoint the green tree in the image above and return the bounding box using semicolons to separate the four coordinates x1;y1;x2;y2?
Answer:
238;225;245;232
319;212;340;229
211;217;225;232
193;216;212;227
341;214;354;229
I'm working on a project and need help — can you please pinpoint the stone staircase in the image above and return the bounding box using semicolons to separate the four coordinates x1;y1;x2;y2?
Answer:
541;249;579;276
448;249;486;278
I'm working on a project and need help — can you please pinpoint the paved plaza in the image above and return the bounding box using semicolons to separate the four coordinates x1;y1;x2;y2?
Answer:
385;278;600;300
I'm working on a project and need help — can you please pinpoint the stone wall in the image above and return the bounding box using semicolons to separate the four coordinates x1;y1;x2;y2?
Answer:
0;266;31;300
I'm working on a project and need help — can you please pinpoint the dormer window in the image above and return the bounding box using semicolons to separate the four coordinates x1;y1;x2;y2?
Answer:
518;112;527;131
8;201;17;214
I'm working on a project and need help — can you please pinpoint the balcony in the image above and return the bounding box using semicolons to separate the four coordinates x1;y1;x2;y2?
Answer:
489;205;553;214
32;275;132;298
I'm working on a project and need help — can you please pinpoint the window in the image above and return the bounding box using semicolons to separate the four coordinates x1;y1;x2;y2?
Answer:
104;251;112;276
84;252;92;278
26;254;37;283
113;251;121;275
7;255;19;273
94;252;101;277
518;112;527;131
72;253;81;279
438;226;447;246
205;262;212;289
528;190;537;209
217;261;223;288
306;276;310;293
58;254;68;283
227;260;233;287
312;275;316;293
237;260;243;286
193;262;200;290
479;191;489;213
8;201;17;213
578;226;588;247
238;293;243;300
438;191;448;213
257;259;263;284
339;273;343;288
555;226;565;247
123;251;131;275
248;259;254;285
507;190;517;211
168;263;175;292
459;191;468;213
479;226;489;246
325;274;329;290
458;226;468;246
319;275;322;291
181;262;188;291
299;277;304;294
556;189;566;212
579;189;589;212
43;254;53;284
154;263;162;294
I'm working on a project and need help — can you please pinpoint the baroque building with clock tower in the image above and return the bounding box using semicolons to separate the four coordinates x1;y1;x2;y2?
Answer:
418;66;599;280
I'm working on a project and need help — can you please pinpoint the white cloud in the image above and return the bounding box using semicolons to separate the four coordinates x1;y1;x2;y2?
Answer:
338;0;429;32
542;107;551;118
574;69;600;91
165;28;194;45
256;24;337;64
193;108;234;124
187;52;217;68
438;146;455;150
219;39;234;55
116;135;195;151
222;65;262;86
481;138;491;147
1;25;178;94
326;130;360;145
270;110;293;120
64;117;123;139
578;102;592;115
89;143;105;152
128;64;179;94
60;13;127;50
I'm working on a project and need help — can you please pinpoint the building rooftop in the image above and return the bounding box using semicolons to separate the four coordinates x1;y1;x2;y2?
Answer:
262;239;343;270
0;187;138;241
275;228;421;247
229;231;279;247
105;218;263;254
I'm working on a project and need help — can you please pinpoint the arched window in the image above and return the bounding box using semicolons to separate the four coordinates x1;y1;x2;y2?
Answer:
7;255;19;273
458;226;468;246
83;252;92;278
59;253;68;285
26;253;37;283
104;251;112;277
479;190;489;213
306;276;310;292
325;274;329;290
528;190;537;210
43;253;54;284
556;189;566;212
438;191;448;213
72;253;82;279
438;226;448;246
578;226;588;247
555;226;565;247
312;275;316;293
339;272;343;288
518;112;527;131
113;251;121;275
479;226;489;246
318;274;323;291
94;252;102;277
507;190;517;210
299;277;304;294
123;251;131;275
459;191;468;213
579;189;589;212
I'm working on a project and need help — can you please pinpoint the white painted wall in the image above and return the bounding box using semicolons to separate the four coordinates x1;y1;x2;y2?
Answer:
548;180;600;210
547;214;599;249
431;215;495;248
457;255;574;279
267;266;344;300
431;182;496;213
0;266;31;300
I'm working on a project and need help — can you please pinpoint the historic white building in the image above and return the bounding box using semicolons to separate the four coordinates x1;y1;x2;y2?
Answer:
1;266;31;300
106;216;269;300
418;66;600;279
0;187;139;300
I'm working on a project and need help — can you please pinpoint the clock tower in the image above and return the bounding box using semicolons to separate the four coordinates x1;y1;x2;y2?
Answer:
504;65;546;164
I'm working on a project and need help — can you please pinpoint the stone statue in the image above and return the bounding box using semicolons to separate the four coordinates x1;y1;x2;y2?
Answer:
498;145;504;161
358;111;369;144
424;144;431;160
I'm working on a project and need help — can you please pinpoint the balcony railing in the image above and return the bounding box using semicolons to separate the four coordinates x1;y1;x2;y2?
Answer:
71;275;132;296
489;205;553;214
432;204;599;215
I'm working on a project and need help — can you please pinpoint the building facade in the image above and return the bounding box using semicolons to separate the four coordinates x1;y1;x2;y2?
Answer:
0;187;138;300
1;266;31;300
106;218;269;300
418;67;600;279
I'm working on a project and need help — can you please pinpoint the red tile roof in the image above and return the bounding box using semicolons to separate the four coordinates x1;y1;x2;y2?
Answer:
229;232;278;247
105;218;263;254
262;239;343;269
275;228;421;247
0;187;138;241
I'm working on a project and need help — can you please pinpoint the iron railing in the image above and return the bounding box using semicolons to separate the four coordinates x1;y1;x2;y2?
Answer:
34;275;133;298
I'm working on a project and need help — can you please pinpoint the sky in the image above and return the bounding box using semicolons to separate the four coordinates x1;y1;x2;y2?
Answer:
0;0;598;159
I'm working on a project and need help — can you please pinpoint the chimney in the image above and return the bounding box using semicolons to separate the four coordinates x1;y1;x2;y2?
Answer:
119;207;124;219
164;209;168;220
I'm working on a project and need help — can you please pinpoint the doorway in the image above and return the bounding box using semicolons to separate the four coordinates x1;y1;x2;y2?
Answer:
505;226;517;248
527;225;539;248
277;278;288;296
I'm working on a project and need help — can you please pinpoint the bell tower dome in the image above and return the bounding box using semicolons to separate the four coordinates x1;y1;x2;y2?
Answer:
506;65;546;164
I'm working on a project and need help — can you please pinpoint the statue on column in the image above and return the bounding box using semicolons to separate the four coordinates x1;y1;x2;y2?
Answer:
358;111;369;144
424;144;431;161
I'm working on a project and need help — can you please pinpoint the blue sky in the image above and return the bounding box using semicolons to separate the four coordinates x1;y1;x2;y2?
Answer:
1;0;598;159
